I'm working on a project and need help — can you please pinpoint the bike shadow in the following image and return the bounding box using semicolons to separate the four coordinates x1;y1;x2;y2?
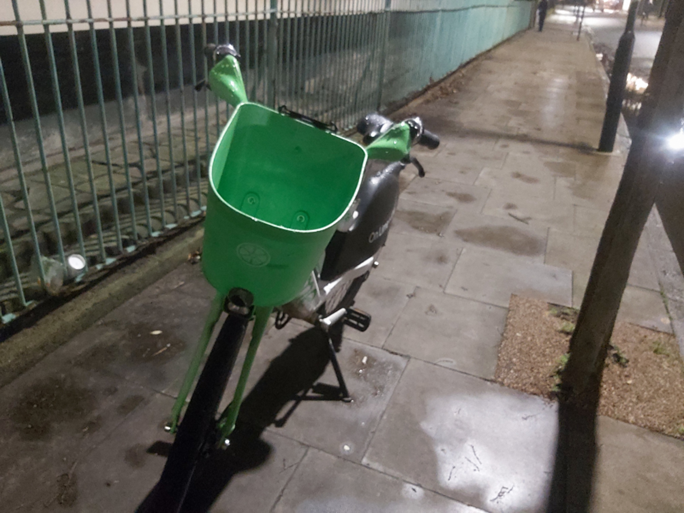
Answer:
166;326;336;512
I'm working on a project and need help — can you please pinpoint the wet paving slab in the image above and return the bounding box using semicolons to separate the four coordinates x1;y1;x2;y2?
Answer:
402;177;491;213
546;229;660;292
0;364;155;511
343;273;415;348
445;211;549;263
446;246;573;308
482;187;575;233
273;448;485;513
392;198;458;239
362;359;559;513
384;287;507;379
374;231;464;292
71;393;308;513
200;321;410;466
66;284;214;396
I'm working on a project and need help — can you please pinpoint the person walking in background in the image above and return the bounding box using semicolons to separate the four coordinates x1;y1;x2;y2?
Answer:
538;0;549;31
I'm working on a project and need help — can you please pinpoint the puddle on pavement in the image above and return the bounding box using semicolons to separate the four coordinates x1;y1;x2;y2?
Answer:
454;226;544;256
511;171;539;184
394;209;453;235
9;374;97;441
446;192;476;203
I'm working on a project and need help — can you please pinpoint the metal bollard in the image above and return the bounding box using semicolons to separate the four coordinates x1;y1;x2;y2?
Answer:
598;1;638;153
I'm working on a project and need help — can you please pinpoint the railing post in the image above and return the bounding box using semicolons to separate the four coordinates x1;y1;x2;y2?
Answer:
267;0;279;108
430;0;445;82
375;0;392;111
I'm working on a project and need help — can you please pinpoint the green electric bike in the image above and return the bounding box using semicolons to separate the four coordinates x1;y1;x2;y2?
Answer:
138;43;439;512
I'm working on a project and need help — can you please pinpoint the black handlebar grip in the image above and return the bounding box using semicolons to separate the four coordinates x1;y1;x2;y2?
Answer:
418;129;440;149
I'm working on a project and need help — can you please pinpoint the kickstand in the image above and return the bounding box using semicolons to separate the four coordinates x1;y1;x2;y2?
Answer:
325;335;352;402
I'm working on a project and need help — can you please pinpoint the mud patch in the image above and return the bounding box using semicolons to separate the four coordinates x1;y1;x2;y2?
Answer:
434;252;450;264
454;226;544;256
394;209;452;235
446;192;476;203
55;471;78;506
9;375;97;441
511;172;539;184
116;394;145;416
124;444;148;468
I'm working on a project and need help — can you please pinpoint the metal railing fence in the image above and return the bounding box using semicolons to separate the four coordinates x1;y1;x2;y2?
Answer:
0;0;532;323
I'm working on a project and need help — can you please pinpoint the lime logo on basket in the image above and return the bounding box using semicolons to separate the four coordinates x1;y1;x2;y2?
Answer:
236;243;271;267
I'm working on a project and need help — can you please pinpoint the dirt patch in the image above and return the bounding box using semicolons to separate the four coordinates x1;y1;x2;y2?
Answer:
9;374;97;441
122;323;188;362
80;414;103;436
55;470;78;506
124;444;148;468
116;394;145;416
76;321;187;371
495;295;684;439
544;161;576;178
511;171;539;184
434;252;449;264
446;192;476;203
453;226;544;256
394;209;452;235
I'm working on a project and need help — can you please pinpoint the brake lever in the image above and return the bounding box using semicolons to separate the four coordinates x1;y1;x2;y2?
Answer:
411;156;425;178
197;43;241;91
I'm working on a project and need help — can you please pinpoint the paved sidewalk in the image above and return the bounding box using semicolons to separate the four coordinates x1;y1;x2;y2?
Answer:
2;17;684;513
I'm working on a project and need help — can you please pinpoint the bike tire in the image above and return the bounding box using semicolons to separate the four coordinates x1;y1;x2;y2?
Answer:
137;311;249;513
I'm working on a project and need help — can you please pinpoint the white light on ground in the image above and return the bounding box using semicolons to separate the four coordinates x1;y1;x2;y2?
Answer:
626;73;649;93
67;253;86;272
667;131;684;151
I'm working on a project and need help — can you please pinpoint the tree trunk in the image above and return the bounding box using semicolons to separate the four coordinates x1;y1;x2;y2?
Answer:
563;1;684;395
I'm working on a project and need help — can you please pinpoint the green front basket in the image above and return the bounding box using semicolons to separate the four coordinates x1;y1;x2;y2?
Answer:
202;103;367;307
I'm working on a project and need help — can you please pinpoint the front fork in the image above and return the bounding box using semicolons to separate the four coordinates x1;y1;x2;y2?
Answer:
166;292;272;444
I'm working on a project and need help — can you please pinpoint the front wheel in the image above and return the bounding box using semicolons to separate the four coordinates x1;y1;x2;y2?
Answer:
137;297;251;513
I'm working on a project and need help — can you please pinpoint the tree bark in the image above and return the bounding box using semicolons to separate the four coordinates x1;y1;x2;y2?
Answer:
563;1;684;394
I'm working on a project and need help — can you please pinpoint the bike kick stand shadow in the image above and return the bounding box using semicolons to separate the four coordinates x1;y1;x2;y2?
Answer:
275;307;371;404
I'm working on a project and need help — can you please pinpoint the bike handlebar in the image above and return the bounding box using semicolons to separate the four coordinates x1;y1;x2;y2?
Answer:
357;113;439;150
418;129;440;149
